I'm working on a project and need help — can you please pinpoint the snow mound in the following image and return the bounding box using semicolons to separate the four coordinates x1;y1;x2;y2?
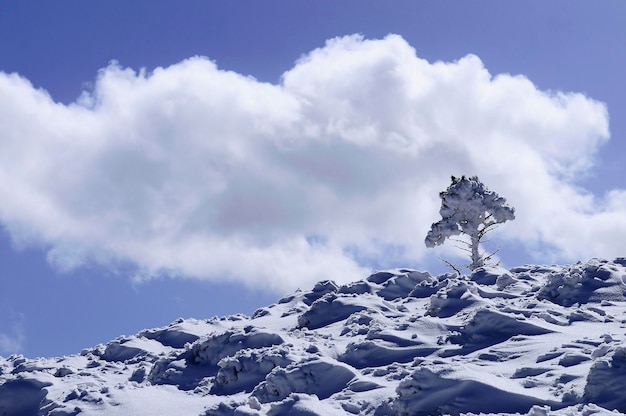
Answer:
213;345;292;394
393;367;557;415
2;258;626;415
98;336;170;362
251;357;357;402
147;326;284;390
297;292;368;330
0;378;50;416
537;260;626;306
583;346;626;410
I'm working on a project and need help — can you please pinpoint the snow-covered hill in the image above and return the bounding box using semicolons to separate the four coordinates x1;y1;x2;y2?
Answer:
2;259;626;416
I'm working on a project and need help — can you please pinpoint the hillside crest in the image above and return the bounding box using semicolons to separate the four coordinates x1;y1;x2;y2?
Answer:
2;258;626;415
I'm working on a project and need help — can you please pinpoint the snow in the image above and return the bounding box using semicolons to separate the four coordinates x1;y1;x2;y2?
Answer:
2;258;626;415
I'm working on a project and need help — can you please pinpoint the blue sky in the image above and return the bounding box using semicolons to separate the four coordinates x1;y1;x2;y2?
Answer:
1;1;625;358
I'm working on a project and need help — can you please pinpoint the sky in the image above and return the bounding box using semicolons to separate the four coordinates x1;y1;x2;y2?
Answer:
0;1;625;358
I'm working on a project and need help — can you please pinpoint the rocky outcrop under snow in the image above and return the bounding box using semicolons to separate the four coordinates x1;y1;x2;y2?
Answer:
2;258;626;415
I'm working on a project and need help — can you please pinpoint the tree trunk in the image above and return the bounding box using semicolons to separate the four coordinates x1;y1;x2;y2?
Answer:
469;232;483;270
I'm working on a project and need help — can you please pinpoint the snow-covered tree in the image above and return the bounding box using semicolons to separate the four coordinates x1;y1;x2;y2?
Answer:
425;175;515;271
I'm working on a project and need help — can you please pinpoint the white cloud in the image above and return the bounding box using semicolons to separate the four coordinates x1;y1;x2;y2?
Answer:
0;34;616;291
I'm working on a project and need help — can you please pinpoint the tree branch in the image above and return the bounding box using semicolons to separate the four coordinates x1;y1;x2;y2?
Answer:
439;257;462;276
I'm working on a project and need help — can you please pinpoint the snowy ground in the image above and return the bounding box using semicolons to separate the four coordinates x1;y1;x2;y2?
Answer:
2;258;626;415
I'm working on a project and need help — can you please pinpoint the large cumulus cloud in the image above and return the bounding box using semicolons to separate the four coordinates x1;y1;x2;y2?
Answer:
0;34;614;290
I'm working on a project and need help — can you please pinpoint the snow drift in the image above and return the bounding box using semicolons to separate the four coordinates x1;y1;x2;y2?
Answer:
1;258;626;415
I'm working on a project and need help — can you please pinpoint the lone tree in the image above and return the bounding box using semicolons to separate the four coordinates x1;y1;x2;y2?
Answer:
425;175;515;271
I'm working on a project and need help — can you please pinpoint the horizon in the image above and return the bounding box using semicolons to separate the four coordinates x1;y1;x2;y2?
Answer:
1;1;625;358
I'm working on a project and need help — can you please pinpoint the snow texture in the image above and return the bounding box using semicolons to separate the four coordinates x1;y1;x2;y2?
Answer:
2;258;626;415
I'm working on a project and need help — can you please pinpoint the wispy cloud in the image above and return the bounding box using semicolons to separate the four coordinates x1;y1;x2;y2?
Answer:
0;312;25;355
0;34;616;290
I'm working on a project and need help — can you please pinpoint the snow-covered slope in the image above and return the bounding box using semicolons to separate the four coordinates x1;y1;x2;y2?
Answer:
2;259;626;415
